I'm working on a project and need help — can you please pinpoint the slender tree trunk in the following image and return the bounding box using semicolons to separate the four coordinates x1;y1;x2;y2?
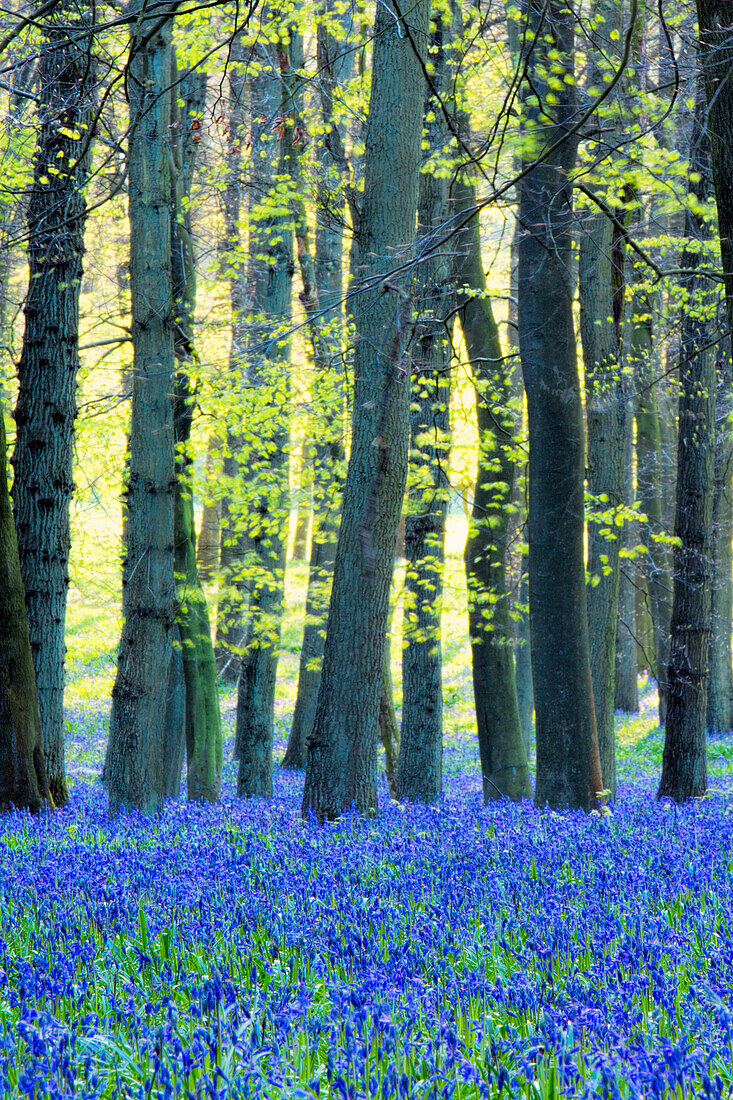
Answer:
579;209;627;798
454;177;530;803
614;409;639;712
658;82;715;802
235;32;298;798
396;16;453;804
283;10;349;769
11;0;95;808
301;0;429;820
515;559;534;755
197;437;221;583
105;6;177;815
518;0;602;811
633;289;672;719
380;619;400;797
170;64;223;802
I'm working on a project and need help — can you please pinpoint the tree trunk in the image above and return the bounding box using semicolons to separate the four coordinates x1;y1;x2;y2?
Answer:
379;623;400;798
235;33;298;798
658;81;715;802
614;408;639;713
171;64;223;802
707;357;733;733
283;10;349;769
697;0;733;735
11;0;95;808
515;559;534;755
518;0;602;811
105;6;177;815
455;177;530;803
579;208;627;798
632;289;672;719
301;0;429;820
0;406;52;812
396;16;453;805
196;437;221;583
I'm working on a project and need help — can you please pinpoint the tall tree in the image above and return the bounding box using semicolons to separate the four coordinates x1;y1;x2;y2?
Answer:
104;4;178;814
454;176;530;804
396;13;454;804
658;81;715;802
707;358;733;733
11;0;95;807
301;0;429;820
696;0;733;736
518;0;602;811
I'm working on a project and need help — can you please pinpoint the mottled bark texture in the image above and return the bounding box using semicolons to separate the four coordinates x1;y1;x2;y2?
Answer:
658;84;715;802
11;0;95;807
518;0;602;811
301;0;429;820
396;17;453;805
105;7;177;815
283;10;349;769
707;357;733;733
235;35;299;799
0;410;52;812
697;0;733;734
455;177;530;803
171;65;223;802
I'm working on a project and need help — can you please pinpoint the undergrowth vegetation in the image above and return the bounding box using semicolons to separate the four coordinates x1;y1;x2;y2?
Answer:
3;519;730;1099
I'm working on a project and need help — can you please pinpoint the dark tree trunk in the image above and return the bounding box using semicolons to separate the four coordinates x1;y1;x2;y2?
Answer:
170;64;223;802
697;0;733;736
455;177;530;803
518;0;602;811
11;0;95;807
0;409;52;812
301;0;429;820
396;16;453;805
658;82;715;802
707;358;733;733
105;6;177;815
283;10;349;769
515;559;534;755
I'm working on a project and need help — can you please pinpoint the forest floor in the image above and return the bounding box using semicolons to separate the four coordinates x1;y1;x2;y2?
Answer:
3;517;732;1098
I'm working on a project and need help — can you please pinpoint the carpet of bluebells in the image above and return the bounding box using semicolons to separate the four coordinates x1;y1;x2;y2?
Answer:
4;671;733;1100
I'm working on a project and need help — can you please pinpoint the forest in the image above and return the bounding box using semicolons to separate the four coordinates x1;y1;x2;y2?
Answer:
0;0;731;1094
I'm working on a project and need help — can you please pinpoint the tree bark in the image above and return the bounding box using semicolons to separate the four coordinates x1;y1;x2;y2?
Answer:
579;209;627;798
455;177;530;803
301;0;429;820
707;356;733;733
11;0;95;807
658;81;715;802
696;0;733;736
396;16;453;805
105;5;177;815
518;0;602;811
632;289;672;719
